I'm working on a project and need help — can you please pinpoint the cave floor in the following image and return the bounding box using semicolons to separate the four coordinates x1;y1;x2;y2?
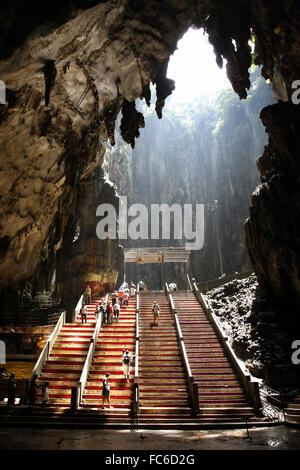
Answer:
0;425;299;450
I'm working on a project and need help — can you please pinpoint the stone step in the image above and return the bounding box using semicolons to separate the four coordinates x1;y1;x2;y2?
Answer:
139;407;191;415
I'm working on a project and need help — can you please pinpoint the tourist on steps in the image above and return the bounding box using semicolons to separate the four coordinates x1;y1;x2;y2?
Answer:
111;291;118;306
7;372;16;407
102;302;108;323
94;303;101;319
122;349;135;381
95;301;106;322
152;301;160;325
107;302;114;324
130;283;136;296
41;382;49;408
118;288;124;307
81;304;87;323
113;301;120;322
84;285;92;304
28;374;40;408
123;291;129;307
102;373;112;409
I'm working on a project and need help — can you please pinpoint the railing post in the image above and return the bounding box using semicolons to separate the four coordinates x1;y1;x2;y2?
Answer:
133;380;139;414
193;382;199;414
186;274;193;291
247;381;262;412
72;309;76;323
134;291;140;413
74;295;84;324
72;385;79;410
20;379;29;406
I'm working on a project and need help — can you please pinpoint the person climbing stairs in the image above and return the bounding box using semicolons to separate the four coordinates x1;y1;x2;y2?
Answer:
172;290;258;423
81;295;136;415
37;298;101;406
138;292;190;423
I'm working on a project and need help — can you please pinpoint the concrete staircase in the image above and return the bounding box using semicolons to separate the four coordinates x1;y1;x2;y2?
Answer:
37;299;100;406
0;290;276;429
172;290;257;424
81;296;136;422
138;292;191;426
285;395;300;426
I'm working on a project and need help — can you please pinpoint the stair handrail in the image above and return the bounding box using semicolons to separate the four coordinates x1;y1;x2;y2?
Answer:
77;293;109;408
135;292;140;378
192;281;262;411
30;310;66;381
166;285;199;414
74;294;84;322
186;274;193;291
134;291;140;413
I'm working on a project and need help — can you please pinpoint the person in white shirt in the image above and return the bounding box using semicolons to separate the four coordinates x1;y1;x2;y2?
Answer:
152;301;160;325
41;382;49;408
169;283;177;291
130;283;136;296
113;301;120;322
81;304;87;323
122;349;135;381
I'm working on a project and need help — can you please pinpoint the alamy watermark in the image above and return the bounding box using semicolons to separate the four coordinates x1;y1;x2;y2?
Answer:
96;196;205;250
0;80;6;105
291;340;300;365
0;340;6;363
292;80;300;105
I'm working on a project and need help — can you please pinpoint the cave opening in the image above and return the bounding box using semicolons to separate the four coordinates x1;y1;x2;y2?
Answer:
108;27;274;291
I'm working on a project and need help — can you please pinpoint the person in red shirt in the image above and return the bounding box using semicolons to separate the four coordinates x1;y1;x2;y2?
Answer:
106;302;114;324
118;288;125;307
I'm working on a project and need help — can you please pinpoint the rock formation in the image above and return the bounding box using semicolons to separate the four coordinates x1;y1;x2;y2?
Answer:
56;168;123;317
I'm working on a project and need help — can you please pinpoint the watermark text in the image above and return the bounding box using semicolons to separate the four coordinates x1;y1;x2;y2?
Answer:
96;196;205;250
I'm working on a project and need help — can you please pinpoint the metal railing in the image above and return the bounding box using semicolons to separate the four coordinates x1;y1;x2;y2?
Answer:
134;289;140;414
193;270;254;294
191;280;262;413
73;294;84;323
76;294;109;409
186;274;193;291
165;283;199;414
30;310;66;381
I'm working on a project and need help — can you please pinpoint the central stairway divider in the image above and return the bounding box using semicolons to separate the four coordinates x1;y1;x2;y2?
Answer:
165;283;199;414
133;284;140;415
76;294;109;408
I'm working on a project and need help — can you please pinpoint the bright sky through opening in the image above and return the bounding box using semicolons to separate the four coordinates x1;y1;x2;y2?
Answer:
167;28;230;103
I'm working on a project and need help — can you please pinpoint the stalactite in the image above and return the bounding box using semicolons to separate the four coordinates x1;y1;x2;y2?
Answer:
120;99;145;148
